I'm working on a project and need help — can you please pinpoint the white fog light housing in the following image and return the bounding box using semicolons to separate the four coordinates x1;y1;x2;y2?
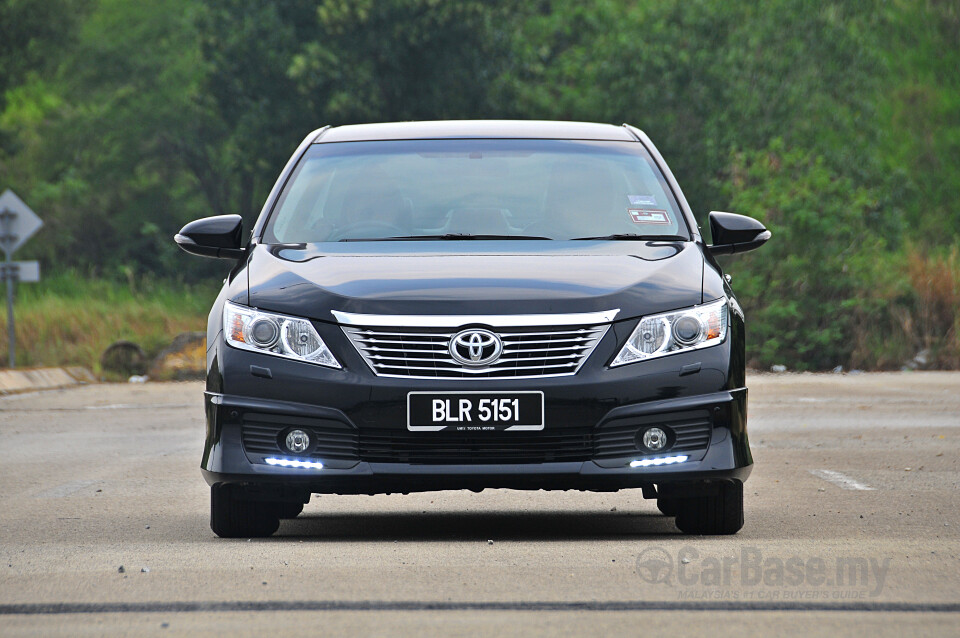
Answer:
611;298;728;367
224;301;341;368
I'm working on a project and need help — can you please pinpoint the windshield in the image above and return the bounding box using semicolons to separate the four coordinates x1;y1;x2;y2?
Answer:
263;139;690;243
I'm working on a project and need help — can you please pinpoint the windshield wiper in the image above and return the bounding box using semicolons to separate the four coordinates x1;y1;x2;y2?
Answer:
340;233;553;242
571;234;689;241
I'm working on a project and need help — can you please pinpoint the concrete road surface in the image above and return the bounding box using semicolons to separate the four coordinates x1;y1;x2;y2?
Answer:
1;372;958;636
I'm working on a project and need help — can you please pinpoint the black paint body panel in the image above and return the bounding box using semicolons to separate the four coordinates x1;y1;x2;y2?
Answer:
245;241;705;322
195;121;753;497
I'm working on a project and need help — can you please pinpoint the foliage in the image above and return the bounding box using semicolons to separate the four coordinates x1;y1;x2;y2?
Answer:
718;140;885;369
290;0;524;123
1;0;959;370
0;0;87;114
897;246;960;368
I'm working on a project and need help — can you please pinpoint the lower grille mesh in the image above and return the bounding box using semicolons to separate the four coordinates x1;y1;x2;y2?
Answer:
359;428;593;464
240;409;712;465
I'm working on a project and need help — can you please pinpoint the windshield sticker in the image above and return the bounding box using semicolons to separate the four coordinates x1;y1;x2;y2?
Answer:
629;208;671;224
628;194;657;206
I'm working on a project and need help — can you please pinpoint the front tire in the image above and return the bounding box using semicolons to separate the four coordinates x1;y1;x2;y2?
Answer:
674;481;744;535
210;484;280;538
657;498;679;517
277;502;305;519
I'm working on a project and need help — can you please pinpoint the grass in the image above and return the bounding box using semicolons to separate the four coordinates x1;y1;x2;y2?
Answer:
0;271;218;375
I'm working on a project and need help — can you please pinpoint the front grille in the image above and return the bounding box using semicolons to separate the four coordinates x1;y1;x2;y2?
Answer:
241;412;358;461
594;410;712;460
359;428;593;464
342;324;609;379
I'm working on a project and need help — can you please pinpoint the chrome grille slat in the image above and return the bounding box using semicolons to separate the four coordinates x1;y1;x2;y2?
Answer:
366;346;445;354
352;331;455;338
500;337;596;345
372;361;580;371
354;334;450;340
341;318;610;379
499;329;606;338
353;338;446;346
367;352;583;363
501;345;590;354
369;355;460;363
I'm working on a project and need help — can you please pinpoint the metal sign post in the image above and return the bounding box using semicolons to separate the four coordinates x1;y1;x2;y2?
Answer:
0;189;44;368
3;251;12;369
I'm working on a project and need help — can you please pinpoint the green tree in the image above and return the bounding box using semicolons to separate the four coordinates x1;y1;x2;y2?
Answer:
0;0;87;112
15;0;212;276
289;0;526;123
192;0;321;221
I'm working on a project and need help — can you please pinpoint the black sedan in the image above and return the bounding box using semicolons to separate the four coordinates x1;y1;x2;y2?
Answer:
175;120;770;537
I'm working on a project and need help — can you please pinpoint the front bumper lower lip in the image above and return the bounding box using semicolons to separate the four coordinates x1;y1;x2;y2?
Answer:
201;459;752;495
210;457;726;478
255;454;692;473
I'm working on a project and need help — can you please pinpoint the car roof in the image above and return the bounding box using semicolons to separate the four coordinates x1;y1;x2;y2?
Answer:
316;120;637;143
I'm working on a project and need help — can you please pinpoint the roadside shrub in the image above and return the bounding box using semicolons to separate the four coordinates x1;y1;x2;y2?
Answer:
717;139;886;370
893;246;960;368
0;270;215;372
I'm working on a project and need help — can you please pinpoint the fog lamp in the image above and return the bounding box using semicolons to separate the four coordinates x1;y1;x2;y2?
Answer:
642;427;668;451
285;429;311;453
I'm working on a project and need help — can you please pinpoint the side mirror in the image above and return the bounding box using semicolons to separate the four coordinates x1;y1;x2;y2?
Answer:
174;215;245;259
707;211;771;256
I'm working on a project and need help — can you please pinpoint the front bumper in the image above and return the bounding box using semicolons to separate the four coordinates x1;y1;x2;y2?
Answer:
201;324;752;495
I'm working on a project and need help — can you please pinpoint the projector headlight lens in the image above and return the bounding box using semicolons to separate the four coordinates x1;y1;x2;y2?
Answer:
246;317;280;348
224;301;341;368
672;315;703;346
611;298;728;367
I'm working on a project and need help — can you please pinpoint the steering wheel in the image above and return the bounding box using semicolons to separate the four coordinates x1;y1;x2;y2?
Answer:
329;220;406;241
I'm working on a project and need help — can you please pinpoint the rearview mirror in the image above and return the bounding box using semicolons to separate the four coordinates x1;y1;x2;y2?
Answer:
174;215;245;259
707;211;771;256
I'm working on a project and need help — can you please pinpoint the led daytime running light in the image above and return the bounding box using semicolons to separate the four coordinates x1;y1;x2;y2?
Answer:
265;457;324;470
629;455;688;468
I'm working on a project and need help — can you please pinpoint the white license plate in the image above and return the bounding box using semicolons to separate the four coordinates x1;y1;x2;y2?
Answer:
406;391;545;432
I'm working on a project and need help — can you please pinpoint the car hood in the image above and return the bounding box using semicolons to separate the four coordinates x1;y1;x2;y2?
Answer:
243;241;705;323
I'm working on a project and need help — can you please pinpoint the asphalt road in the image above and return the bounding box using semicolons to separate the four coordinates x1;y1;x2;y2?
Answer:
1;372;958;636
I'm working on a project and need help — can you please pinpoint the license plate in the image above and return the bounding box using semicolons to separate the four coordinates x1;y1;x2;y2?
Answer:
407;391;544;432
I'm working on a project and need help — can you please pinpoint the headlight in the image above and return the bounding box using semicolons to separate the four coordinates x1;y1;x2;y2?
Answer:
223;301;341;368
610;298;728;367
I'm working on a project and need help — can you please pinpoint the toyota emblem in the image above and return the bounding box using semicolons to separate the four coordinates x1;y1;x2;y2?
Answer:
449;328;502;367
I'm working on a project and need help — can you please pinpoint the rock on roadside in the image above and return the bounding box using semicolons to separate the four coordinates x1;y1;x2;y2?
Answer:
148;332;206;381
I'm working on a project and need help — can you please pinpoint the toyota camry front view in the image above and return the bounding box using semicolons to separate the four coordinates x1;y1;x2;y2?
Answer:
175;120;771;537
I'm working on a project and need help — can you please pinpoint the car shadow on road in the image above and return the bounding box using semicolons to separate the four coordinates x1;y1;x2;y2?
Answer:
274;510;681;541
